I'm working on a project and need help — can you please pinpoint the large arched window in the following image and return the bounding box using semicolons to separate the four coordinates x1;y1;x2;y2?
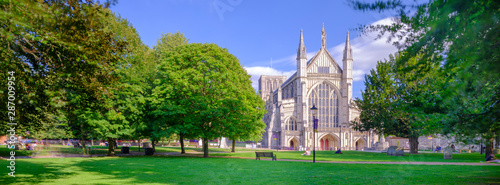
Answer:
308;82;339;128
286;117;297;131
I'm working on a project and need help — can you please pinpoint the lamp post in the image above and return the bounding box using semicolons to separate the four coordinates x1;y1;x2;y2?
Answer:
339;123;342;151
310;105;318;163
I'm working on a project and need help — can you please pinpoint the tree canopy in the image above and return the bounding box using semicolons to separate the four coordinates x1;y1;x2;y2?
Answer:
0;0;126;139
154;43;266;157
353;52;444;153
349;0;499;157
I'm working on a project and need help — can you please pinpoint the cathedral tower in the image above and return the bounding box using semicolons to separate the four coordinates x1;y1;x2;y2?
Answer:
342;32;353;123
297;29;307;77
296;29;308;147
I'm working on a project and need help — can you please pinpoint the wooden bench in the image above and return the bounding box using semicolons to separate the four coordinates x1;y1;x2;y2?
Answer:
255;152;277;161
459;149;471;153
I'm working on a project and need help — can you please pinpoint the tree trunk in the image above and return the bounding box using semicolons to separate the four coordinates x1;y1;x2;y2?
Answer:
138;140;141;152
203;137;209;158
152;139;157;152
409;136;419;154
80;125;87;155
485;137;494;159
107;137;115;156
231;140;235;153
180;134;185;154
80;138;87;155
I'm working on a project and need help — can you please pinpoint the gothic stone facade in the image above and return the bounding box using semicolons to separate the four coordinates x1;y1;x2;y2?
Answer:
259;25;378;150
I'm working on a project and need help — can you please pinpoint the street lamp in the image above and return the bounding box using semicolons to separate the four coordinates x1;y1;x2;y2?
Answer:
339;122;342;151
310;105;318;163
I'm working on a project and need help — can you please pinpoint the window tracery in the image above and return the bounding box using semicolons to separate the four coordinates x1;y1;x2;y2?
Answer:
308;82;339;128
286;117;298;131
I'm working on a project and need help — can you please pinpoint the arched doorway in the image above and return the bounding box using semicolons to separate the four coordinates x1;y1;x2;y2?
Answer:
355;138;366;150
289;138;299;150
319;134;338;151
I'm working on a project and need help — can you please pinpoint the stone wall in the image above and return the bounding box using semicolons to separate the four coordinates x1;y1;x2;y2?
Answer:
387;137;409;149
418;135;485;152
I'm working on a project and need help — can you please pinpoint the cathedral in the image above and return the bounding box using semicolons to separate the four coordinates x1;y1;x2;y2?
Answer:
259;25;378;151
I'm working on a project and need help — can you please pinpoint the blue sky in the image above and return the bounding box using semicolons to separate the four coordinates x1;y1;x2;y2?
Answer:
110;0;403;99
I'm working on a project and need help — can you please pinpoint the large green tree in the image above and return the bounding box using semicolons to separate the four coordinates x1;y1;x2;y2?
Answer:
94;9;152;156
354;52;444;154
141;32;189;154
349;0;500;157
353;57;396;142
221;80;266;152
154;43;266;157
0;0;127;154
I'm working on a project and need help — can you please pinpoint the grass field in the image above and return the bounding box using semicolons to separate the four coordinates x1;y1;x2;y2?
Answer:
207;150;498;163
2;156;499;185
2;145;498;164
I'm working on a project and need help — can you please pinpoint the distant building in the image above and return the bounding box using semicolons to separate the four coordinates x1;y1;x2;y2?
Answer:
259;25;378;150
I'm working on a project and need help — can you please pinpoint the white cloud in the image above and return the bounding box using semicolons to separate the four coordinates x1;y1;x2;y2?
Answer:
352;70;365;81
246;17;399;91
331;17;399;82
244;66;295;90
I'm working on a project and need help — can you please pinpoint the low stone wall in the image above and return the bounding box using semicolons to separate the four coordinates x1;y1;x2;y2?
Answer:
388;138;409;149
418;135;487;151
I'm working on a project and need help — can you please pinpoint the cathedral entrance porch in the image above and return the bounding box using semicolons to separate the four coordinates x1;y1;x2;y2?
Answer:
289;137;300;150
319;134;338;151
355;138;366;150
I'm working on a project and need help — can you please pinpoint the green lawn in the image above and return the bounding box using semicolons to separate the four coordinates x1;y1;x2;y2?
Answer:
2;156;499;185
2;146;497;164
207;150;498;163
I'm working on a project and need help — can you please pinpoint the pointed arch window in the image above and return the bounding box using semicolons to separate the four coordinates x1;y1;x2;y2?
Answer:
308;82;339;128
287;118;297;131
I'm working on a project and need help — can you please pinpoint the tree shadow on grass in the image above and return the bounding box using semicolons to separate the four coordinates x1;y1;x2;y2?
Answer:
75;155;500;184
23;155;496;185
74;156;181;184
75;156;248;185
3;159;76;184
0;148;33;157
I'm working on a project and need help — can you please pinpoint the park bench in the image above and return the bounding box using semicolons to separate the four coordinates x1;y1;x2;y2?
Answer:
459;149;471;153
255;152;277;161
